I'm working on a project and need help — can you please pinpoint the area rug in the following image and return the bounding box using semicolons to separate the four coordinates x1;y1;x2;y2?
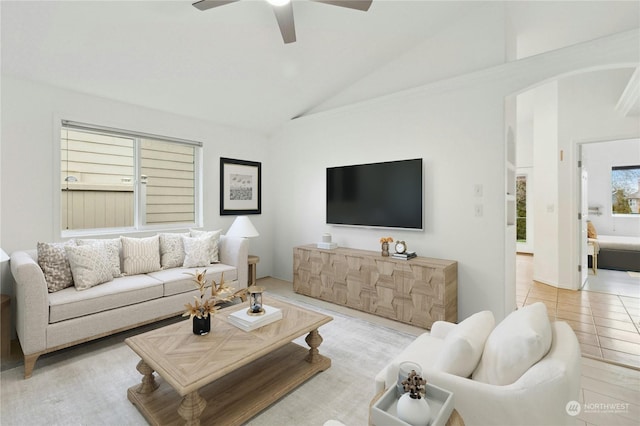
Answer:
0;297;417;426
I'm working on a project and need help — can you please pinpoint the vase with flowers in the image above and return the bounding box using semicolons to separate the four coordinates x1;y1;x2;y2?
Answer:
183;270;235;335
379;237;393;257
397;369;431;426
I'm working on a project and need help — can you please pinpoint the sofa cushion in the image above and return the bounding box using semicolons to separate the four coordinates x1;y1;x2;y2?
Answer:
472;302;552;386
159;232;189;269
77;238;123;277
182;236;212;268
149;264;238;297
37;240;76;292
121;235;161;275
433;310;495;377
48;274;164;323
65;244;114;290
190;229;221;263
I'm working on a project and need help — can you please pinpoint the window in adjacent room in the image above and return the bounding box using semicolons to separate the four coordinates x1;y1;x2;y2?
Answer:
611;165;640;215
516;175;527;242
61;122;202;234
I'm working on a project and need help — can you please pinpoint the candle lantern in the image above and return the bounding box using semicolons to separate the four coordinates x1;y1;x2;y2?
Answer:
247;286;265;316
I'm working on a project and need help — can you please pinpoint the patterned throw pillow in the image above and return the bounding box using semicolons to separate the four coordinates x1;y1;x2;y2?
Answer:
121;235;161;275
37;241;76;292
189;229;222;263
65;244;114;291
77;238;122;277
159;232;189;269
182;236;212;268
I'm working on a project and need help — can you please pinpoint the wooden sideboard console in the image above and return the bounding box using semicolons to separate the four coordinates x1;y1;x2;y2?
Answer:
293;245;457;329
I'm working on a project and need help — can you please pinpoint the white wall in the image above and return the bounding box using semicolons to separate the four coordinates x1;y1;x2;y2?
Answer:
271;85;509;322
583;138;640;236
0;77;273;296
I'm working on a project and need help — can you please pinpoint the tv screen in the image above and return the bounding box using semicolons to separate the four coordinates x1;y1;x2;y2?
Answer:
326;158;423;230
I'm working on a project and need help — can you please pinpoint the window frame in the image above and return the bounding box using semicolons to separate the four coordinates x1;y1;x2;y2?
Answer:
57;120;203;238
611;165;640;217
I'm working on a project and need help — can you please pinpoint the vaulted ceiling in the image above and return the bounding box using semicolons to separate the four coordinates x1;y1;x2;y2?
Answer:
2;1;638;135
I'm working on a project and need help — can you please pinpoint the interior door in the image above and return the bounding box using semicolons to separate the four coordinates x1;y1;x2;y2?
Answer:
580;167;588;287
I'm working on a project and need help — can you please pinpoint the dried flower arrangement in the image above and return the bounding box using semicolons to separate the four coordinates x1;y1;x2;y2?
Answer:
379;237;394;244
182;270;235;319
402;370;427;399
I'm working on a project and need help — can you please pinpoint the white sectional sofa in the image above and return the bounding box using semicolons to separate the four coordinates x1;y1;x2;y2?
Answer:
10;233;248;378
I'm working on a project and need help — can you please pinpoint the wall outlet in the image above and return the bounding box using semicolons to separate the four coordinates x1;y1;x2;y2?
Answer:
474;204;483;217
474;184;483;197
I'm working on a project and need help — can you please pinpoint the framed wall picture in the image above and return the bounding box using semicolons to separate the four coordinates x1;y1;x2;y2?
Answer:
220;157;261;215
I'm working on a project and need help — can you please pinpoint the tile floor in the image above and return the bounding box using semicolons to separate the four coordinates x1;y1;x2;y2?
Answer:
517;254;640;369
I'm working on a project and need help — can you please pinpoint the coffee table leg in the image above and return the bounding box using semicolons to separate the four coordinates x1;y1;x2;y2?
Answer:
305;328;324;363
178;390;206;426
135;359;159;394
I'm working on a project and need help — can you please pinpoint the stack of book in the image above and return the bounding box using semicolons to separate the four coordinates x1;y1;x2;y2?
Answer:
227;305;282;331
392;251;417;260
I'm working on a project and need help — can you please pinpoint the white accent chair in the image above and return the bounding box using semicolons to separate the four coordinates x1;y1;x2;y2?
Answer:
374;303;581;426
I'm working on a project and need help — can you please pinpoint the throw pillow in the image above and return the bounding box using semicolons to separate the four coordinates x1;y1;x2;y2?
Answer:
65;244;114;290
121;235;161;275
159;232;189;269
37;240;76;292
472;302;552;386
189;229;222;263
77;238;122;278
587;220;597;239
182;235;212;268
433;310;495;377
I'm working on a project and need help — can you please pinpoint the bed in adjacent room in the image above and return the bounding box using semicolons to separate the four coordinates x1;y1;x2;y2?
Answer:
589;235;640;272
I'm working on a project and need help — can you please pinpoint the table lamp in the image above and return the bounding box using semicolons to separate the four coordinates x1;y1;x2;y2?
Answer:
226;216;259;239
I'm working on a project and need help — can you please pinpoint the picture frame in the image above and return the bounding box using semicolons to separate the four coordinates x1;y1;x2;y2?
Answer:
220;157;261;215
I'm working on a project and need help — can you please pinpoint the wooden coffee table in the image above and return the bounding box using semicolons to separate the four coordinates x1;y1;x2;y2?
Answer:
126;297;332;425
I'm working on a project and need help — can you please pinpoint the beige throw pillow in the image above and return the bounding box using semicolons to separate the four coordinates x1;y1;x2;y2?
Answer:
65;244;114;290
37;240;76;292
77;238;122;278
182;235;212;268
159;232;189;269
189;229;221;263
121;235;161;275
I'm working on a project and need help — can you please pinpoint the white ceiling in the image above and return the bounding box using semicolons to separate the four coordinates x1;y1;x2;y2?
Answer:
2;0;639;135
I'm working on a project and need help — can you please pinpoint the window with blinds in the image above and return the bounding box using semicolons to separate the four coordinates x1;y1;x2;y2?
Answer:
61;123;201;233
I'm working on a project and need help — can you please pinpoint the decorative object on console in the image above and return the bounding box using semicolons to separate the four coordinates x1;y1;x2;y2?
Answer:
397;370;430;426
379;237;393;257
247;286;265;315
395;241;407;254
317;233;337;249
392;251;416;260
220;157;261;215
182;270;235;335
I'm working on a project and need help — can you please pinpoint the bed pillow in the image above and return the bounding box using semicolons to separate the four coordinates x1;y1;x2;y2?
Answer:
77;238;122;277
182;235;212;268
433;310;495;377
587;221;597;239
65;244;114;290
37;240;76;292
472;302;552;386
159;232;189;269
189;229;221;263
121;235;161;275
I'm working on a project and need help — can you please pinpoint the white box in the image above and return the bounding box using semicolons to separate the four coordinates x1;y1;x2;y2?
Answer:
227;305;282;331
370;384;454;426
316;242;338;249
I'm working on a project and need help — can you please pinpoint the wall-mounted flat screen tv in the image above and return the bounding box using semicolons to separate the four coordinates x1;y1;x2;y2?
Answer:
326;158;423;230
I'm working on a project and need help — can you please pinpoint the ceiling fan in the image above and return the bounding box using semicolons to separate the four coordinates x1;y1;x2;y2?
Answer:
192;0;373;44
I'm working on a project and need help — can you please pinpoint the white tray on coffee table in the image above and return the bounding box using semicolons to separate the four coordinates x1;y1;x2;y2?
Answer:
370;383;454;426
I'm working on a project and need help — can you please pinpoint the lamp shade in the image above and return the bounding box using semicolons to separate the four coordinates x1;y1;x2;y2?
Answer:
226;216;259;238
0;249;9;263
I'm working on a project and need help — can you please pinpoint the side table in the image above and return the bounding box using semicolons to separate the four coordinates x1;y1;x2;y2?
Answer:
369;389;464;426
248;255;260;287
1;294;10;359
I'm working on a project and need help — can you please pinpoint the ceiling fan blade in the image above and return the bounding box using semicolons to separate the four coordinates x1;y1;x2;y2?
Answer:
272;3;296;44
311;0;372;12
192;0;240;11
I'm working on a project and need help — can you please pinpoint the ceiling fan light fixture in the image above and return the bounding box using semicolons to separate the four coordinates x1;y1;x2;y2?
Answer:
266;0;291;6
